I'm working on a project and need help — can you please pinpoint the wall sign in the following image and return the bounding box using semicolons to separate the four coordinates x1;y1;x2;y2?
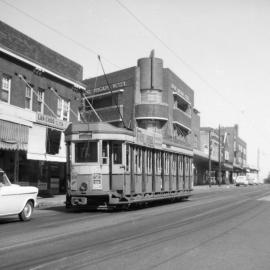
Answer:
86;81;126;95
171;83;190;103
36;112;68;129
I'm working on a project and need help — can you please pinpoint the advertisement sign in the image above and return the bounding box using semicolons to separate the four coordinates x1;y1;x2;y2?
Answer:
92;173;102;190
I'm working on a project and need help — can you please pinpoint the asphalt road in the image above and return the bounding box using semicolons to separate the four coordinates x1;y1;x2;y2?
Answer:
1;185;270;270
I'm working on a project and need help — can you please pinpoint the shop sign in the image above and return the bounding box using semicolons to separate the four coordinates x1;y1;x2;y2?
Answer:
171;83;190;103
36;113;68;129
86;81;126;95
136;128;163;148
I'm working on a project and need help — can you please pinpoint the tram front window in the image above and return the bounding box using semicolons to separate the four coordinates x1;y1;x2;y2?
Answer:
75;141;98;163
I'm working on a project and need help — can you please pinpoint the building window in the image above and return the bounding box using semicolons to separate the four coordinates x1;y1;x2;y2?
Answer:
1;74;11;103
57;97;70;121
25;85;33;110
37;88;44;113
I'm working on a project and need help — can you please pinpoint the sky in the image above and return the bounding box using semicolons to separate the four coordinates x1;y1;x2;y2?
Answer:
1;0;270;178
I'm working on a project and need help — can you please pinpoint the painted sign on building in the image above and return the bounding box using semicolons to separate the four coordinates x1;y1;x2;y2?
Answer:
171;83;190;103
85;81;126;96
36;113;68;130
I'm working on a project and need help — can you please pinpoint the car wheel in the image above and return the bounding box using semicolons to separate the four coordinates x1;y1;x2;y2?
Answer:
19;201;34;221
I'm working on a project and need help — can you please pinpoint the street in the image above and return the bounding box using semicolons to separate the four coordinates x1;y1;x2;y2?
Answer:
1;185;270;270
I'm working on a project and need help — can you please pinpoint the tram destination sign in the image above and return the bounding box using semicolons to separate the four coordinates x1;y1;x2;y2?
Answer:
136;128;162;148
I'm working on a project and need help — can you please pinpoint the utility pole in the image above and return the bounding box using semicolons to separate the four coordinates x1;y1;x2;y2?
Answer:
218;125;221;186
208;129;212;187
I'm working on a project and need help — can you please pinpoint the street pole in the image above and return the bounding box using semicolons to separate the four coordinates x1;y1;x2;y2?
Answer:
208;129;212;187
218;125;221;186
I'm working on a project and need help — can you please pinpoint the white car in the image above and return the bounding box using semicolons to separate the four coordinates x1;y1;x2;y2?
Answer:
0;168;38;221
235;175;248;187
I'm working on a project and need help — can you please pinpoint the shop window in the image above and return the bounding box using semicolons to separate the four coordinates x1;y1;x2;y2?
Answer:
25;84;33;110
75;141;98;163
37;88;44;113
46;128;61;155
1;74;11;103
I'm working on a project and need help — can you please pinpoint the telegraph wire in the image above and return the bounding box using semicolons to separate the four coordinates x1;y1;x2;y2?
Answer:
115;0;270;161
0;0;121;70
114;0;238;112
17;74;58;119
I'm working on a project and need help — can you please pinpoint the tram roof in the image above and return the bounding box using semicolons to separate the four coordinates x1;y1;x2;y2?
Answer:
65;122;134;136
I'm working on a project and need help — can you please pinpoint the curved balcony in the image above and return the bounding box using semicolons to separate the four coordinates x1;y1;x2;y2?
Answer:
173;108;191;130
135;103;168;121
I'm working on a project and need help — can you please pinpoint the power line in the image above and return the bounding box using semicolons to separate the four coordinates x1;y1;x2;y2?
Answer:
114;0;270;157
114;0;238;111
0;0;121;70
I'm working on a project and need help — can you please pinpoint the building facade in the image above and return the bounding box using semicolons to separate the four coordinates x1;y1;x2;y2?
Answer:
83;51;194;156
220;125;247;182
0;21;85;194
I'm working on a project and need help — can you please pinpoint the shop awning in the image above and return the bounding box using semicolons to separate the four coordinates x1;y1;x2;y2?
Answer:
0;119;29;151
27;124;66;162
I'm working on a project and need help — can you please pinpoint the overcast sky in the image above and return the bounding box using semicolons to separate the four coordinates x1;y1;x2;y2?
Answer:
1;0;270;178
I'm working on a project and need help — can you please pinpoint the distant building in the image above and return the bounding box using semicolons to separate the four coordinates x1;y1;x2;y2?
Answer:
83;51;194;156
219;125;247;182
0;21;85;193
194;124;248;185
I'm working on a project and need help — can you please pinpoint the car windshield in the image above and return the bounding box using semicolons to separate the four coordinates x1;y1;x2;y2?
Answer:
0;171;11;186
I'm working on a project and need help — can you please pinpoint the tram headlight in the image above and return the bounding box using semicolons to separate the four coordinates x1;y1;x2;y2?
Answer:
79;182;88;192
70;180;78;191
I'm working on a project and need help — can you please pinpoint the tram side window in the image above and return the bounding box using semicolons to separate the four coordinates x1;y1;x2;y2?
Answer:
138;148;142;173
75;141;98;163
172;154;177;175
156;151;161;174
113;142;122;164
102;141;108;164
165;153;170;175
126;144;130;171
148;150;152;173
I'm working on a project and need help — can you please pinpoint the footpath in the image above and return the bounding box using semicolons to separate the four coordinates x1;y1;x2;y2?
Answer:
37;184;235;209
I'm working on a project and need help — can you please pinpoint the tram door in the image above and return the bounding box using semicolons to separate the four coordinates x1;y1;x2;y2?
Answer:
105;141;124;192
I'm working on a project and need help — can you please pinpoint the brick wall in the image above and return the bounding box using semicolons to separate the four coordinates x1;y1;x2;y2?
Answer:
0;20;83;81
0;54;81;123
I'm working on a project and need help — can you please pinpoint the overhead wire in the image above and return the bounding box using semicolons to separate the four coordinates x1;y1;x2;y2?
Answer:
114;0;270;150
0;0;121;70
1;0;268;167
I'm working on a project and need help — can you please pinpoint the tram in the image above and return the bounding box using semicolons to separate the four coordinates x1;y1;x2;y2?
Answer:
65;122;193;209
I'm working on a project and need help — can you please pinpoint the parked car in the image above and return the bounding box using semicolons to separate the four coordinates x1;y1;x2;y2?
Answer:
0;168;38;221
235;175;248;186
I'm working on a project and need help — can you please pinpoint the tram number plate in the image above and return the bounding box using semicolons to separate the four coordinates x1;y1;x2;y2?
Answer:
92;173;102;190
